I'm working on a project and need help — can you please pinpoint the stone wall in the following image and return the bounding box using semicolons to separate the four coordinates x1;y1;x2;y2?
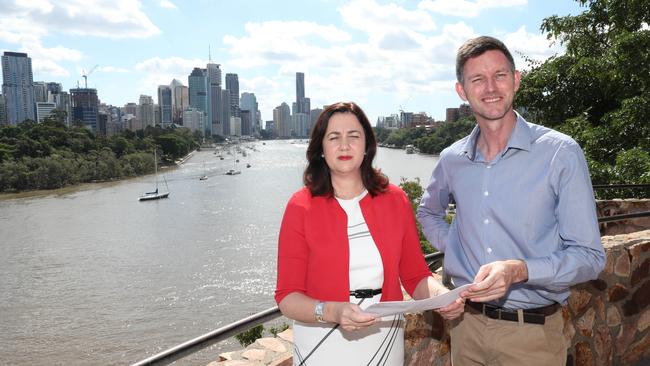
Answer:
597;199;650;236
404;230;650;366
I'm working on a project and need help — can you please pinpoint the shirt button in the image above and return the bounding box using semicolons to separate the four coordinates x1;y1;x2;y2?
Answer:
483;218;489;224
487;247;492;253
484;191;489;196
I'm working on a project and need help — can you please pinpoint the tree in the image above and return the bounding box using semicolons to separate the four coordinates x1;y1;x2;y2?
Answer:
516;0;650;197
399;178;435;254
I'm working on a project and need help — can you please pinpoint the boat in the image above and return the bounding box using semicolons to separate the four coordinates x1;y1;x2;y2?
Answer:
246;163;251;168
405;144;415;154
139;150;170;201
199;162;208;180
226;153;241;175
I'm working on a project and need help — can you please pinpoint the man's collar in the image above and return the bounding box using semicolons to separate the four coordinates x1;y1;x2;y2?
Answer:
461;111;532;161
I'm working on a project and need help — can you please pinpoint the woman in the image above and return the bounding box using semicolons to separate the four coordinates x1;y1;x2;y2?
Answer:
275;102;464;366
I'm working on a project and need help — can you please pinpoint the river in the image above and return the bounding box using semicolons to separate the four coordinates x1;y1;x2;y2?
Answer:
0;140;439;366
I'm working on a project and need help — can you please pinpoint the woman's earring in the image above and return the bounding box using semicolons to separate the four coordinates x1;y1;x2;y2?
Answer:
364;152;367;155
321;153;325;158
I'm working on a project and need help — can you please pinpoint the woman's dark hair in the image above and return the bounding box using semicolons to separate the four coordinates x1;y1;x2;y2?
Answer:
304;101;388;197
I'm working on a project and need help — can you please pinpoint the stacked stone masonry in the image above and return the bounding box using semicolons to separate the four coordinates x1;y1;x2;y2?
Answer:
211;201;649;366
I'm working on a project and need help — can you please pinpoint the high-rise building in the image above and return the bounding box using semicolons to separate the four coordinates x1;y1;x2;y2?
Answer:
0;94;6;125
188;68;209;136
240;109;251;136
292;113;309;137
124;102;137;117
36;102;56;122
54;90;71;126
296;72;305;102
310;107;323;131
2;51;35;125
33;81;48;103
207;63;222;137
459;103;472;119
240;92;258;135
170;79;189;125
293;72;311;136
230;116;241;136
157;85;172;128
138;95;155;128
221;89;231;136
70;88;99;131
273;102;291;138
183;107;205;134
445;107;460;122
225;73;240;118
295;72;310;115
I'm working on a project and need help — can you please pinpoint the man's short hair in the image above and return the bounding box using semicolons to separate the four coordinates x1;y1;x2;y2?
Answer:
456;36;515;83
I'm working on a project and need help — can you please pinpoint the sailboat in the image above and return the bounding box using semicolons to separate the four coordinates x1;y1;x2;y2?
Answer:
225;149;241;175
139;150;170;201
199;162;208;180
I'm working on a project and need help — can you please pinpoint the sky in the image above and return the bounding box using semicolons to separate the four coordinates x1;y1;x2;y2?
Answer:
0;0;588;123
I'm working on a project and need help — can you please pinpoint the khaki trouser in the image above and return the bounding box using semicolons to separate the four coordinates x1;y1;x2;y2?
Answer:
450;308;567;366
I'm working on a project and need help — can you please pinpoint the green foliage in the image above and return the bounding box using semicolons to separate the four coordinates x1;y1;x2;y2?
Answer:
516;0;650;197
415;118;475;155
399;178;435;254
375;118;475;155
0;122;201;192
235;325;264;348
268;323;290;337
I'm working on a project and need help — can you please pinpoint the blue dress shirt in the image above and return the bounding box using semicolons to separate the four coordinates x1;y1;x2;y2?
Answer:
417;113;605;309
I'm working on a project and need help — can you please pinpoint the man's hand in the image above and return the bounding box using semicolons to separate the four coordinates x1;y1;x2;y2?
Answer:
463;260;528;302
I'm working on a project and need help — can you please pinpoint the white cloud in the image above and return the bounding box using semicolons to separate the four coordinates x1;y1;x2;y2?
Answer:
97;66;130;73
135;56;206;96
32;59;70;77
0;0;160;40
159;0;177;9
502;26;564;70
418;0;527;18
223;21;351;68
0;0;160;81
339;0;437;33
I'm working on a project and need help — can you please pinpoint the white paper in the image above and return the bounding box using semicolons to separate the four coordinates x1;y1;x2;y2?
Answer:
363;284;472;317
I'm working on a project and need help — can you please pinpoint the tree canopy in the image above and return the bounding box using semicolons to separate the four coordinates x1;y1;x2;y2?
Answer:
516;0;650;197
0;112;200;192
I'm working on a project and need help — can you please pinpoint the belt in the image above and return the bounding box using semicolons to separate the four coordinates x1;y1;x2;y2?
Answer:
466;300;560;325
349;288;382;298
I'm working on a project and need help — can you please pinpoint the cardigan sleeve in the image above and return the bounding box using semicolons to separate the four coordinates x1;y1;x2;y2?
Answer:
396;188;433;296
275;192;309;305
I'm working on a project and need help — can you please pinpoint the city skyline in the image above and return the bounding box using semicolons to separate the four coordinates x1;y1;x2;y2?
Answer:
0;0;586;122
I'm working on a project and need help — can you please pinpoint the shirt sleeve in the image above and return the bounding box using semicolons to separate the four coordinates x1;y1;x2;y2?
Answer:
417;157;451;252
525;142;606;289
274;194;308;304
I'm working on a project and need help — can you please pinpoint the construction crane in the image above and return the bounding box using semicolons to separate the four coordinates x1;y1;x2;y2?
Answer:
81;65;98;88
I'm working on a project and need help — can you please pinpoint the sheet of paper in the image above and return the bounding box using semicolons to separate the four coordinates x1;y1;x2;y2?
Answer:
363;284;472;317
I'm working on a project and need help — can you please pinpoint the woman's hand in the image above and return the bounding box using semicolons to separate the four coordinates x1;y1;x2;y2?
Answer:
326;302;376;331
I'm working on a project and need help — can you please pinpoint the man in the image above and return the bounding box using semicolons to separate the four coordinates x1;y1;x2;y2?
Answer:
417;36;605;365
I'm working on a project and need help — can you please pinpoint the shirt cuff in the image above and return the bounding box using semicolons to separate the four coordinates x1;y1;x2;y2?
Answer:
524;257;552;286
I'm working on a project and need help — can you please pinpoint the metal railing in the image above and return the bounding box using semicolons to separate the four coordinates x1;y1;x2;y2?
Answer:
131;306;281;366
592;183;650;190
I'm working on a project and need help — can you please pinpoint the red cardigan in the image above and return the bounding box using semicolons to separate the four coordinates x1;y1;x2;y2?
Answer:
275;184;432;305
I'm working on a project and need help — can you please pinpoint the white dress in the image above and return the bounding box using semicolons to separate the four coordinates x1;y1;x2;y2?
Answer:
292;190;404;366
